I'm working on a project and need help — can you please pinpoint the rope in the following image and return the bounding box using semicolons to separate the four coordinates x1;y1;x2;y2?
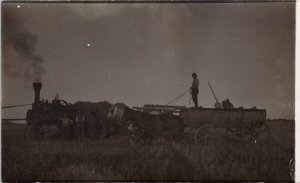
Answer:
165;90;189;105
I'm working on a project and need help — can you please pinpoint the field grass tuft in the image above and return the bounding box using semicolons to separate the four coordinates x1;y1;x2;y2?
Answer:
2;120;294;181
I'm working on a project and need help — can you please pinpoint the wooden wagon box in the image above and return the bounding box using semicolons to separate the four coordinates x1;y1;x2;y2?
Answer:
179;108;269;144
180;108;266;128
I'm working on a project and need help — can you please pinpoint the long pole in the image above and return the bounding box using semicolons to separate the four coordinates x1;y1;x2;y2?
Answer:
208;81;219;103
2;104;32;109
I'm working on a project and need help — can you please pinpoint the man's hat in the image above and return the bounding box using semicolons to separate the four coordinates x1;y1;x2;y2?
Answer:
192;73;197;77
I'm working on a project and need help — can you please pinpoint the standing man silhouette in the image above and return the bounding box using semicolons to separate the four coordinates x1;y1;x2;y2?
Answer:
190;73;199;108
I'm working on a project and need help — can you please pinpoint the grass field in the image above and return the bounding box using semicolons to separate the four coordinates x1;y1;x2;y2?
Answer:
2;120;294;181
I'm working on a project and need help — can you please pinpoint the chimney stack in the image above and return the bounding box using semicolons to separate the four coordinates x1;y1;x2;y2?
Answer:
33;82;42;103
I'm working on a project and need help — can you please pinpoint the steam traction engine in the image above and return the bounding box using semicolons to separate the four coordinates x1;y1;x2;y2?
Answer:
25;82;77;139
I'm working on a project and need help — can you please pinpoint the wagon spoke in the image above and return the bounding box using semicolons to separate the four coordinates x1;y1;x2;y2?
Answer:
241;120;270;143
249;123;255;130
194;127;209;144
246;126;253;134
243;124;253;136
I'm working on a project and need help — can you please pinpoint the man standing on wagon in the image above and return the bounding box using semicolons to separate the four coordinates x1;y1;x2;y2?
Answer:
190;72;199;108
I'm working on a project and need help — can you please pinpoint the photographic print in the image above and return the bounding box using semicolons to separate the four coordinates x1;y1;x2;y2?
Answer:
1;0;295;181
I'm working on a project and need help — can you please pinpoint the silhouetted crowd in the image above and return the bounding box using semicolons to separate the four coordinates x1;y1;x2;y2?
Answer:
68;112;98;140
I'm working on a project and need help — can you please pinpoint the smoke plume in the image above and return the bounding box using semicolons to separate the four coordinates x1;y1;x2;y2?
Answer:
3;7;45;82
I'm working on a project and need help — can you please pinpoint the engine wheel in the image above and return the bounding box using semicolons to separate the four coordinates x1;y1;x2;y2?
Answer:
26;110;33;125
25;125;43;139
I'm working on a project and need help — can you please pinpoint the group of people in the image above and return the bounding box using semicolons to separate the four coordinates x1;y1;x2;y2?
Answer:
190;72;233;109
69;112;97;140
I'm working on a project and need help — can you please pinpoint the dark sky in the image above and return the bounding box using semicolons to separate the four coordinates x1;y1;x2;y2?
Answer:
2;2;295;120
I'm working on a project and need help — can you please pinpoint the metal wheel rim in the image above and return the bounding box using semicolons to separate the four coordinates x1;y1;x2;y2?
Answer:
242;120;270;143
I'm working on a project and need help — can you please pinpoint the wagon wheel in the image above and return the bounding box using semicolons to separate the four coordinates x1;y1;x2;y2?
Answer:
241;120;270;143
194;126;209;144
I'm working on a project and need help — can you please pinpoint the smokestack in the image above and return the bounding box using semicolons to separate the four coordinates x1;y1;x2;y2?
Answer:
33;82;42;103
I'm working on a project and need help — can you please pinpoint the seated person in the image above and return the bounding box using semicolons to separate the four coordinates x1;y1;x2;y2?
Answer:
222;99;234;109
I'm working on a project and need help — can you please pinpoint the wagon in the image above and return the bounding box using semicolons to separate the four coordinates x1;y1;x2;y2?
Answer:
180;107;270;144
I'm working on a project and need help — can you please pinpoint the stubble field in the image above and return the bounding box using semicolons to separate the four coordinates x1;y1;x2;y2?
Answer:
2;119;294;181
